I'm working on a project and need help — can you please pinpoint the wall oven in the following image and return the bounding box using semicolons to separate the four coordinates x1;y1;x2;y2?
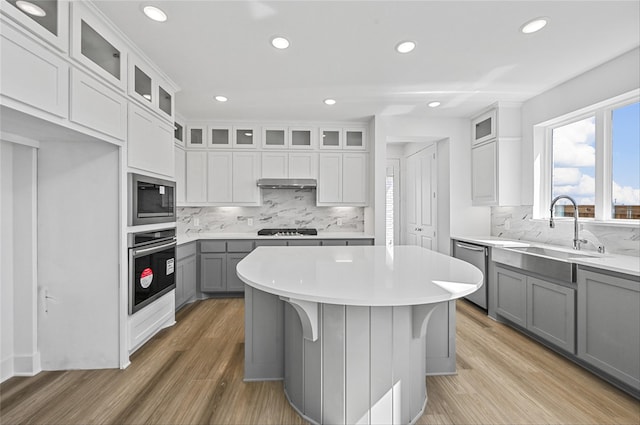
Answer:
129;173;176;226
128;228;177;314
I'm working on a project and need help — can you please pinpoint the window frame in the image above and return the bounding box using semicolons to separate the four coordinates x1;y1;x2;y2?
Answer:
535;89;639;224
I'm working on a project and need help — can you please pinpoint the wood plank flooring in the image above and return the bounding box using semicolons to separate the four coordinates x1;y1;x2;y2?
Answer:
1;298;638;424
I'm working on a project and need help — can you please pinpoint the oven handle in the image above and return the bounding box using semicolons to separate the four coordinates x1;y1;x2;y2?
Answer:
132;240;177;257
455;242;485;252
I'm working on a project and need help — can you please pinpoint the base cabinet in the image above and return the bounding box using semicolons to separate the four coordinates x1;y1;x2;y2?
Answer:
495;266;527;327
200;254;226;293
176;243;197;310
577;268;640;391
495;265;575;353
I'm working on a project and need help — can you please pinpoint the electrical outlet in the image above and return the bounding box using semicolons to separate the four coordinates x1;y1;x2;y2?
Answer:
504;218;511;230
193;218;200;226
337;218;343;226
248;218;253;226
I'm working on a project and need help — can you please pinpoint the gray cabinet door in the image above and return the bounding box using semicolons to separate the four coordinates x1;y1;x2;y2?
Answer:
527;277;575;353
346;239;374;246
287;240;322;246
578;269;640;390
321;240;347;246
495;266;527;327
201;253;226;292
226;253;248;292
182;255;197;304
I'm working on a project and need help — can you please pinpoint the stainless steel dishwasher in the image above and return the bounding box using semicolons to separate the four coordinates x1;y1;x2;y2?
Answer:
452;240;487;309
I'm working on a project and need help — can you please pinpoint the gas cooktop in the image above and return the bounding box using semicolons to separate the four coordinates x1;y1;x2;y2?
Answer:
257;228;318;237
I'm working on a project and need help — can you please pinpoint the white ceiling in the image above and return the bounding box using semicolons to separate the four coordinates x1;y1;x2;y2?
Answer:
94;1;640;123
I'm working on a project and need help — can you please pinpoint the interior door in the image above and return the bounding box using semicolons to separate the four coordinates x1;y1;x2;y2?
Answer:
405;145;437;250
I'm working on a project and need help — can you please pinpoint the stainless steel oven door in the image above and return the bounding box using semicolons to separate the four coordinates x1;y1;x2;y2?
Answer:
129;239;177;314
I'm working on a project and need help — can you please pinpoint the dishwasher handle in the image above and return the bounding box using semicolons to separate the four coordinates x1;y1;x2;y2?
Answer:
455;242;486;252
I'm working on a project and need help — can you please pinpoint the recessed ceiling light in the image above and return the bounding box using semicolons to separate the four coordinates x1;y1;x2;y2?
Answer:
395;40;416;54
428;101;441;108
521;17;548;34
271;36;290;49
16;1;46;17
143;6;167;22
214;95;228;102
324;98;336;105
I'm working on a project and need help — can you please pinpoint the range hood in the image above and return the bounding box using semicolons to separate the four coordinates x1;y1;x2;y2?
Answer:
256;178;317;189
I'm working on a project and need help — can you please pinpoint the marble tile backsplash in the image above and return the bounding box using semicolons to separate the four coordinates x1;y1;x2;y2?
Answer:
178;189;364;235
492;206;640;257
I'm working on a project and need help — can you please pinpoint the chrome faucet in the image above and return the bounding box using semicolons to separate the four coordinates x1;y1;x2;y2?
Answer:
549;195;588;250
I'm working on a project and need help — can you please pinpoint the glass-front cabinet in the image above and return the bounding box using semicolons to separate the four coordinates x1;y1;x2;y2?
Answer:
233;126;258;148
262;127;288;149
289;127;314;149
343;128;366;150
128;56;175;121
1;0;69;52
174;122;184;146
187;126;205;148
208;125;232;148
320;128;342;149
70;1;127;90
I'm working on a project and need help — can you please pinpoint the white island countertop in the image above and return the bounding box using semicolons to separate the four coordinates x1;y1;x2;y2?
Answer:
237;245;483;306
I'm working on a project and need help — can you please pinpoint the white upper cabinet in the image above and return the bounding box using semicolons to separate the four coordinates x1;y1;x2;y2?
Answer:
471;109;497;146
262;127;288;149
289;127;314;149
70;2;127;91
343;128;367;150
128;103;174;177
319;127;367;150
232;126;258;148
317;152;368;206
175;147;186;204
69;68;127;140
174;121;185;146
319;128;342;149
187;126;206;148
0;20;69;118
261;152;317;179
127;55;175;122
232;152;261;203
470;103;522;206
0;0;69;52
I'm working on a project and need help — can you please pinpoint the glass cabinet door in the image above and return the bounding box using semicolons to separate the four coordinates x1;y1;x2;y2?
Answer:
71;2;127;90
187;127;205;147
320;128;342;149
134;66;152;103
1;0;69;52
158;86;172;117
233;127;257;148
289;128;313;149
262;128;287;148
343;128;366;150
174;122;184;145
208;126;231;148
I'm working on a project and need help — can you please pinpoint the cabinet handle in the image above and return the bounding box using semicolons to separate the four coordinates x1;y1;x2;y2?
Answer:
455;242;485;252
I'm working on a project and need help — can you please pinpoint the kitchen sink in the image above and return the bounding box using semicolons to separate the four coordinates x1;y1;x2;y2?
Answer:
492;246;599;283
508;246;598;260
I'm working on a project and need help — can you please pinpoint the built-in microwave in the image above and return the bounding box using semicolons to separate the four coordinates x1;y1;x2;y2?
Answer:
129;173;176;226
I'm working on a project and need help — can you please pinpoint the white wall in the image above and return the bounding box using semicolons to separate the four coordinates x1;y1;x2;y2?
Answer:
1;139;39;382
521;47;640;204
1;141;15;381
37;138;121;370
374;115;490;254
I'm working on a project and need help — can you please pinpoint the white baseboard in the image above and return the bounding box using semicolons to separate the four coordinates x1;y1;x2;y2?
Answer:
1;351;41;383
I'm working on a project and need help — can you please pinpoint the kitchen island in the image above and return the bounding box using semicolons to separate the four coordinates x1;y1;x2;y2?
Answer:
237;245;482;425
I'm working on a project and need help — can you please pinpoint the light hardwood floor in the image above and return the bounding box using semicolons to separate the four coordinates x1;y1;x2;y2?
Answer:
1;298;638;424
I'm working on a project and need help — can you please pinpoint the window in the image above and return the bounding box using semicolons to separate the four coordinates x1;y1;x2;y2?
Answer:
611;102;640;219
539;91;639;222
551;116;596;218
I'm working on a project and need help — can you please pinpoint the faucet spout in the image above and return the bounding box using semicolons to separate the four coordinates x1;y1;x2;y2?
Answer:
549;195;582;250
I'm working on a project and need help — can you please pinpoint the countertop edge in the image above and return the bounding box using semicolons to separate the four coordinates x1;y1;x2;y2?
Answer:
452;235;639;277
177;232;375;245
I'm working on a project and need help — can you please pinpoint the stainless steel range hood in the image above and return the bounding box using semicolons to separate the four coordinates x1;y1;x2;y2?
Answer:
256;178;317;189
